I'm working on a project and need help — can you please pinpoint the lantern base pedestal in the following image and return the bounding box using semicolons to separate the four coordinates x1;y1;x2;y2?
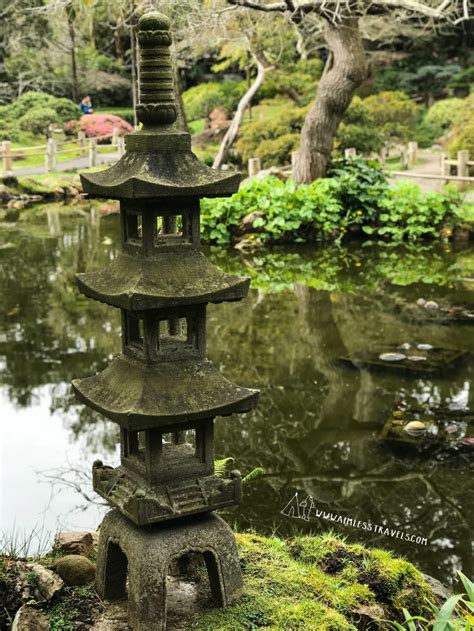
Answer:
95;508;243;631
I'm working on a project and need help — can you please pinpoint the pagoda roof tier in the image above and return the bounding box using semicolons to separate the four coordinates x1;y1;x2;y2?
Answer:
71;354;259;431
76;249;249;310
80;129;240;200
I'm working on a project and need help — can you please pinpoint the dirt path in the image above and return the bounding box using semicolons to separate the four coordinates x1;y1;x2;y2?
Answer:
389;152;474;201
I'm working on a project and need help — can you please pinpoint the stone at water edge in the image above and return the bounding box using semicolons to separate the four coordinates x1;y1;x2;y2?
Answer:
11;605;49;631
379;352;406;362
54;530;96;556
27;563;64;600
54;555;96;586
403;420;428;435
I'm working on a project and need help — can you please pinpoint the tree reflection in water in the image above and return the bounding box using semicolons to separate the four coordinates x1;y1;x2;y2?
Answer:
0;205;473;582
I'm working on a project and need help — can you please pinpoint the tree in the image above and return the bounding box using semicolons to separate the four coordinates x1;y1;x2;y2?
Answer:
227;0;471;183
213;51;274;168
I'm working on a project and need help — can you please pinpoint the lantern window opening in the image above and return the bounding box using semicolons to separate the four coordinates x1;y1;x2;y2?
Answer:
121;429;146;470
123;312;144;354
122;209;143;246
154;211;199;248
122;307;205;361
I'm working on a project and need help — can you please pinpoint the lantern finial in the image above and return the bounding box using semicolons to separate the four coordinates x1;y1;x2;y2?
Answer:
136;10;177;125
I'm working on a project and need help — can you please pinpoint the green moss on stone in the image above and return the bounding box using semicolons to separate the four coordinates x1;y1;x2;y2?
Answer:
193;532;433;630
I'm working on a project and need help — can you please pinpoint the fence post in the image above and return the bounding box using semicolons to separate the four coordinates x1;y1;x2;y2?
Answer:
89;138;97;168
2;141;12;172
78;131;86;151
118;135;125;157
457;150;469;191
45;138;57;173
112;127;119;148
440;152;450;182
400;146;408;170
407;141;418;168
344;148;357;159
379;146;387;164
248;157;261;177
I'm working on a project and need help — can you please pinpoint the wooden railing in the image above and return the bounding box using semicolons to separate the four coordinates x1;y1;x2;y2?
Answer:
1;127;126;175
247;146;474;191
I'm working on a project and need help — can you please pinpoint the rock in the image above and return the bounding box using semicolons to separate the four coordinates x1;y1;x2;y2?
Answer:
11;605;49;631
54;555;96;586
379;352;406;362
423;573;451;605
234;238;261;252
209;107;229;130
91;602;130;631
352;604;385;630
416;298;427;306
27;563;63;600
406;355;427;362
7;199;25;211
242;210;264;226
256;166;289;181
424;301;439;310
400;343;411;350
55;531;95;556
417;344;433;351
403;421;427;435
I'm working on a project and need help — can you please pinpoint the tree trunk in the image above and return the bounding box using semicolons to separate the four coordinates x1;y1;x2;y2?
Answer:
67;6;79;102
293;17;367;183
213;54;272;170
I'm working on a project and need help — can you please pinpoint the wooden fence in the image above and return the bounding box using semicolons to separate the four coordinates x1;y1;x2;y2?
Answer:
1;127;126;175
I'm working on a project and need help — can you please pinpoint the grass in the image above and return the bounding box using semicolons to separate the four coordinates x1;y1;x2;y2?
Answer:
95;106;134;122
188;118;206;134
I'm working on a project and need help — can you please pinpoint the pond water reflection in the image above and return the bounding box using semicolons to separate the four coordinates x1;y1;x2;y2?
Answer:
0;203;473;584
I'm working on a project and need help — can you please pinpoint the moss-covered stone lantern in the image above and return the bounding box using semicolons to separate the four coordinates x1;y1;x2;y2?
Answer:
72;11;259;630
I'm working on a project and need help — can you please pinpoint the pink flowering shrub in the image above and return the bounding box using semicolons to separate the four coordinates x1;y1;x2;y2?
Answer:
65;114;133;141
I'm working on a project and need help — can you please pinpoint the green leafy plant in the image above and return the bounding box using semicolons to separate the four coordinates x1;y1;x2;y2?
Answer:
202;159;471;246
384;571;474;630
214;458;265;484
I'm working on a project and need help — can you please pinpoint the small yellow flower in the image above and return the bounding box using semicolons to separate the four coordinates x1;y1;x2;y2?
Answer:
356;210;363;216
355;261;362;267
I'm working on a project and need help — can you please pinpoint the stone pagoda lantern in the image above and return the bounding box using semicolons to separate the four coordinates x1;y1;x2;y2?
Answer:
72;11;259;630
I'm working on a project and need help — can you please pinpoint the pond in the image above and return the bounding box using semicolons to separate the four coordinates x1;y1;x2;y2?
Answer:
1;202;473;585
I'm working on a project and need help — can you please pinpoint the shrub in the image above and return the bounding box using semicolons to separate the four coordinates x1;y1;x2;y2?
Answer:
6;92;79;123
252;133;300;168
364;181;467;241
18;107;61;136
448;94;474;156
235;103;308;165
336;123;383;154
183;80;246;120
69;113;133;139
327;158;388;221
363;91;421;145
258;59;323;105
424;98;465;132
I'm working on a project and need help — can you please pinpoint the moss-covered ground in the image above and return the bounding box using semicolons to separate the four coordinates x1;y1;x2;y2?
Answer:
1;531;435;630
193;532;433;630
